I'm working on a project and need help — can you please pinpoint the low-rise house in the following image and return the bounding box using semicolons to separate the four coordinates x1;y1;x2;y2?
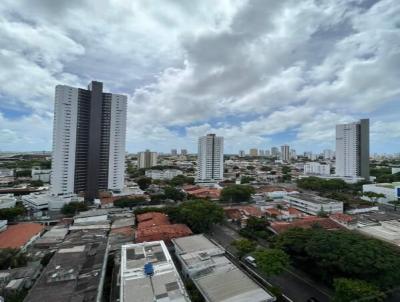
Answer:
183;186;221;200
0;223;44;251
135;212;192;244
31;168;51;183
362;182;400;203
270;217;343;234
145;169;183;180
224;206;265;227
24;229;109;302
172;234;276;302
0;194;17;209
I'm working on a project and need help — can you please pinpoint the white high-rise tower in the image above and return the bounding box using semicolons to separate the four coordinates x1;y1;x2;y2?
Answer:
281;145;290;162
335;119;369;179
197;134;224;183
51;81;127;200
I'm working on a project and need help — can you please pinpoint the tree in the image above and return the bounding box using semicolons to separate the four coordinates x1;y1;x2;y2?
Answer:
333;278;385;302
389;199;400;211
239;217;271;240
61;202;88;216
253;248;290;277
16;170;31;177
169;175;195;186
275;228;400;289
114;196;147;208
0;249;29;269
363;191;385;204
0;206;26;221
164;186;185;201
29;180;44;187
168;200;224;233
220;185;255;203
136;177;152;190
281;166;291;174
232;239;256;257
241;176;255;184
297;177;348;192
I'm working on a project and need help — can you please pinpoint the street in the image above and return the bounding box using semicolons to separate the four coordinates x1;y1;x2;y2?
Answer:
209;224;333;302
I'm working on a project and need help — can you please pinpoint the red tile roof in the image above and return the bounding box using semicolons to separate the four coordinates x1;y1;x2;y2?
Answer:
136;224;192;243
187;188;221;199
224;208;242;220
330;213;354;223
135;212;192;244
270;217;343;234
287;207;304;215
0;223;44;249
265;208;282;216
137;212;170;228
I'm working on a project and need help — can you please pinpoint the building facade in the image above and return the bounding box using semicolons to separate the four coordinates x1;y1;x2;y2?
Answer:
271;147;279;157
249;148;258;157
145;169;183;180
304;162;331;176
120;241;190;302
197;134;224;183
286;193;343;215
51;81;127;200
335;119;369;179
281;145;290;162
138;150;158;169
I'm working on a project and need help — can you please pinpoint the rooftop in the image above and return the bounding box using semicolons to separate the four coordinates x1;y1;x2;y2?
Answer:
270;217;343;234
120;241;190;302
172;235;275;302
0;223;44;249
24;229;108;302
288;193;341;205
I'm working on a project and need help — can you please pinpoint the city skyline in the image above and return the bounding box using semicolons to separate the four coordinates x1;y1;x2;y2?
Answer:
1;1;400;154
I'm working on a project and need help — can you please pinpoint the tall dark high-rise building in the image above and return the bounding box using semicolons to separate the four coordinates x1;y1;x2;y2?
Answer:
51;81;127;200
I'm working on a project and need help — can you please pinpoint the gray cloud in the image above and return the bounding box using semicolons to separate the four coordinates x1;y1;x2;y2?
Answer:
0;0;399;153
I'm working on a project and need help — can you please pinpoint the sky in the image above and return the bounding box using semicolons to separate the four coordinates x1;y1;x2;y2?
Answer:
0;0;400;154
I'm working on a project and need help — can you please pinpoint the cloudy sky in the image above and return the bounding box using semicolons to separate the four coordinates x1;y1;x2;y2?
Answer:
1;0;400;154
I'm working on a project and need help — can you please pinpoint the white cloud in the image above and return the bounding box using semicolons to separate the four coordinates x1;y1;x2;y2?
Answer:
0;0;399;153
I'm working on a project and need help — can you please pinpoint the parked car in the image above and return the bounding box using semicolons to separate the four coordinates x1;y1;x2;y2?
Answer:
244;255;257;267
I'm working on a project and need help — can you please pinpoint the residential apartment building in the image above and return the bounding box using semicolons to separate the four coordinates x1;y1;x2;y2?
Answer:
271;147;279;157
323;149;335;160
281;145;290;162
303;162;331;176
238;150;245;157
138;150;158;169
335;119;369;179
249;148;258;157
197;134;224;183
145;169;183;180
51;81;127;200
286;193;343;215
171;149;178;156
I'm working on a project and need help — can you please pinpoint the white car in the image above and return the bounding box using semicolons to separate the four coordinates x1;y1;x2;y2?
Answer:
244;256;257;267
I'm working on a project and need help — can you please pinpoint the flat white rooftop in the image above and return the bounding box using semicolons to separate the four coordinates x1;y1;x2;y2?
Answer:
120;241;190;302
173;235;275;302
